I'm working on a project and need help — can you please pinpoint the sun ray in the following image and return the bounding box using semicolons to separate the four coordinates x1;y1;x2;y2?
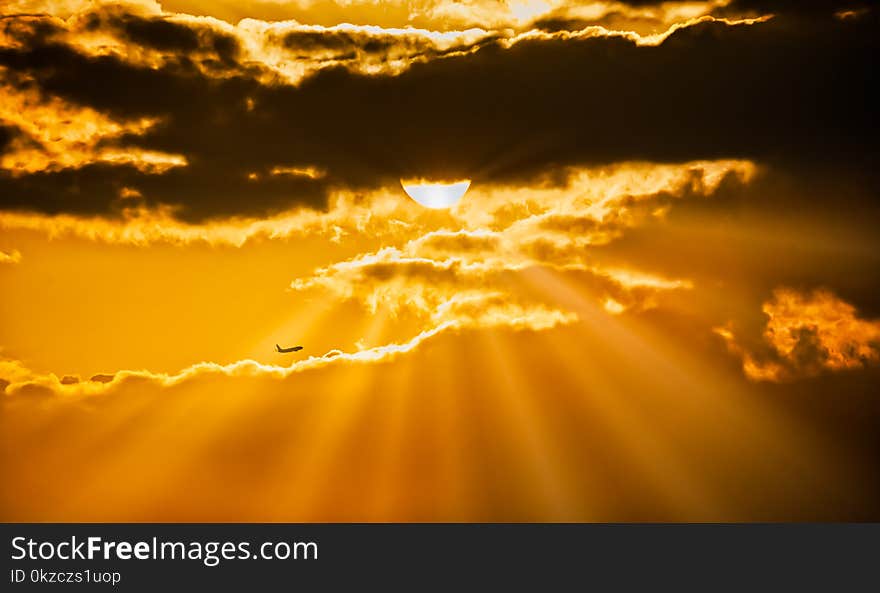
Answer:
256;306;393;519
519;265;873;518
474;329;582;519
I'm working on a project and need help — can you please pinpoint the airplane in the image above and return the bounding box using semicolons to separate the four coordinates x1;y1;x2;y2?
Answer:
275;344;303;353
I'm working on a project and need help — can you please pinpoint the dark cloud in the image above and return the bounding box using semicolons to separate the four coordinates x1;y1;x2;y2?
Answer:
282;29;400;55
788;326;830;372
591;160;880;330
0;13;65;46
717;0;873;18
91;13;200;52
0;124;17;153
98;11;241;64
0;162;333;219
0;10;877;220
531;14;658;33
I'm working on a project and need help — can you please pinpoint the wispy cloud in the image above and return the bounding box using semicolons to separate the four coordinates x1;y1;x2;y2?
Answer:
0;249;21;264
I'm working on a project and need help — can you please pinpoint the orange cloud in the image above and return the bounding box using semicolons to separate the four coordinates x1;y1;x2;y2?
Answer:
0;1;771;87
6;0;749;32
0;324;441;397
716;288;880;381
288;160;748;323
0;297;576;399
0;69;186;175
0;249;22;264
0;159;756;246
0;158;754;395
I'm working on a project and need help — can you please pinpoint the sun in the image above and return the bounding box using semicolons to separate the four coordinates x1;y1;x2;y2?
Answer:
401;179;471;209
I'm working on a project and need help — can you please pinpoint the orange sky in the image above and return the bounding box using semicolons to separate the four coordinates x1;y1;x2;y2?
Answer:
1;0;879;521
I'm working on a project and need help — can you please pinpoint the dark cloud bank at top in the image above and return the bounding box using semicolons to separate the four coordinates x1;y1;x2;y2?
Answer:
0;3;877;221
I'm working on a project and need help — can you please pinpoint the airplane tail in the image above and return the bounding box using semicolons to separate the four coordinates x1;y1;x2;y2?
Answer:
275;344;281;352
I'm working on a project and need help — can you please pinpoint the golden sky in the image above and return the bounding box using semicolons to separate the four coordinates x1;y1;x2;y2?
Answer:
1;0;879;521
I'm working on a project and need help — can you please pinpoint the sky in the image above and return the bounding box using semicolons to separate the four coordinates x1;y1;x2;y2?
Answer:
1;0;879;521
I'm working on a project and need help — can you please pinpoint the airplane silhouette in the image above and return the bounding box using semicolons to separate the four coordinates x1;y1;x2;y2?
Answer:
276;344;303;353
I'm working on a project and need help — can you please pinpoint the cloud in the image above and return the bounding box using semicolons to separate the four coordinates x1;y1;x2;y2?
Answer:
289;243;587;334
0;158;755;245
0;68;186;175
716;288;880;381
165;0;748;32
0;3;874;220
0;159;739;379
715;1;872;19
0;327;443;397
0;158;752;396
0;160;748;402
0;248;21;263
286;159;744;326
151;0;869;32
0;297;576;399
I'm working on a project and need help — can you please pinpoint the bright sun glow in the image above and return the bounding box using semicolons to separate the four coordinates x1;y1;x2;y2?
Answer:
401;179;471;209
